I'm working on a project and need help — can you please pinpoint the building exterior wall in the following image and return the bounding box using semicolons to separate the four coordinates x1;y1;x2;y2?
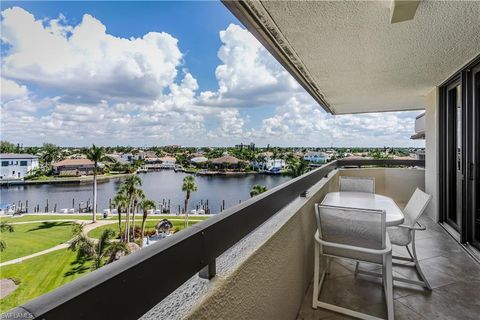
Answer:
55;165;94;176
425;88;440;221
0;158;39;179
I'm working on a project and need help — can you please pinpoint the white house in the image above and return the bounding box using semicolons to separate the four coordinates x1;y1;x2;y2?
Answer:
303;151;329;163
0;153;39;180
252;157;286;173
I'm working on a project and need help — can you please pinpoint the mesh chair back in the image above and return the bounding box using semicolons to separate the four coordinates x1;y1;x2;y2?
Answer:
315;205;386;250
339;176;375;193
403;188;432;226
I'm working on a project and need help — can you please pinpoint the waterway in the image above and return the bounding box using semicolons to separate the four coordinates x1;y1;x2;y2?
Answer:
0;171;291;214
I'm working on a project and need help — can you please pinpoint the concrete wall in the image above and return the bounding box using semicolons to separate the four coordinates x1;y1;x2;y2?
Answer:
424;88;440;221
154;168;422;320
338;168;425;207
183;171;340;320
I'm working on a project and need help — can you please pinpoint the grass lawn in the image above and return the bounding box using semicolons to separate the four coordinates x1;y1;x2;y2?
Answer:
87;219;201;239
0;214;107;223
0;221;75;262
0;249;93;313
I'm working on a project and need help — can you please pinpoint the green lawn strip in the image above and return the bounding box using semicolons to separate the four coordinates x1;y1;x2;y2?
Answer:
0;249;93;313
87;219;201;239
0;214;107;223
0;221;75;262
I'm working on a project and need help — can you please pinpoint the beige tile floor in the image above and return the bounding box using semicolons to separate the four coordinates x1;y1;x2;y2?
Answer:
298;216;480;320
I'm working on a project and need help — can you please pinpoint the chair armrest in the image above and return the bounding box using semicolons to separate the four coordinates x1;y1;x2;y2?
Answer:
395;222;426;231
314;230;392;255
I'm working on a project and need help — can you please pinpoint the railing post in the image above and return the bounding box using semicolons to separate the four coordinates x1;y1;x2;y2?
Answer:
199;259;216;280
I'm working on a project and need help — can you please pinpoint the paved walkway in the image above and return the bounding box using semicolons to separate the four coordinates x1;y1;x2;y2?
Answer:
0;220;116;267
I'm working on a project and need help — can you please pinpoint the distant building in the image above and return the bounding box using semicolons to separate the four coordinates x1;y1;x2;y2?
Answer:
252;155;286;173
303;151;329;163
211;155;242;169
235;142;255;150
0;153;39;180
190;156;208;164
158;156;176;168
120;153;135;163
106;154;129;165
53;159;97;176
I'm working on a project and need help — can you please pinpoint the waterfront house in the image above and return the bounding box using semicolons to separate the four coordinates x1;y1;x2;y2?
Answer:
6;2;480;320
0;153;39;180
190;156;208;164
52;158;97;176
158;156;176;168
303;151;329;163
252;156;286;173
211;155;242;169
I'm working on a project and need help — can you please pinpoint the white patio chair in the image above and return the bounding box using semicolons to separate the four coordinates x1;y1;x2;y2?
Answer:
313;204;394;320
355;188;432;290
339;176;375;193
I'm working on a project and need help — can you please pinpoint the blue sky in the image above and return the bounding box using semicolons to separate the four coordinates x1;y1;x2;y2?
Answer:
0;1;424;147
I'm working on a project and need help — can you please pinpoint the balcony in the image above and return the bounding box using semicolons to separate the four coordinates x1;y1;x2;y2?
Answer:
4;160;479;320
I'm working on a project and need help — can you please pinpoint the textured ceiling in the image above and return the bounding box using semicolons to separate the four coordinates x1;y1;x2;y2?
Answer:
232;1;480;114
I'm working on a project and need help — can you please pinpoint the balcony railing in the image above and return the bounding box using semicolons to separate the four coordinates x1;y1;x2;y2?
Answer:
4;159;424;320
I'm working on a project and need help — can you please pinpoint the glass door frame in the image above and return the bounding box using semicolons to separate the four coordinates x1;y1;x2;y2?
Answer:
440;55;480;245
471;64;480;250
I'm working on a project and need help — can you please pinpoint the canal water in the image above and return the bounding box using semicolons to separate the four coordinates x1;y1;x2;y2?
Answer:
0;171;291;214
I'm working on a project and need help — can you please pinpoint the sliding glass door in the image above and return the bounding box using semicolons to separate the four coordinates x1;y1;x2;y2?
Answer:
440;57;480;250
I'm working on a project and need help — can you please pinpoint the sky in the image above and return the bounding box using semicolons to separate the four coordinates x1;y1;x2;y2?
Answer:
0;1;425;147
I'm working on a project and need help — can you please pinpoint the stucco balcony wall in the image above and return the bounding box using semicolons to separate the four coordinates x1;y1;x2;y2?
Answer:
146;168;423;320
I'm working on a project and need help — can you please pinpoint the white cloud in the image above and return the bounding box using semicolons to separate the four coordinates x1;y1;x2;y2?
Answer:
1;77;28;101
199;24;302;108
1;7;182;104
0;8;423;147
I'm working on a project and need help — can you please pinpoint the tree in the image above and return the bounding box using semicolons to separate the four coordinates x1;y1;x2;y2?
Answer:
182;175;197;228
113;191;129;240
140;199;156;243
0;141;16;153
86;144;106;223
69;224;129;270
287;159;309;178
0;222;14;252
41;143;60;168
120;175;142;243
130;188;145;241
250;184;268;197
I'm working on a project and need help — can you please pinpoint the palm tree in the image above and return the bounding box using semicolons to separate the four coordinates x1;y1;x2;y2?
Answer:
121;175;142;243
69;224;129;270
113;191;129;240
250;184;268;197
86;144;106;223
182;175;197;228
130;188;145;241
41;143;59;169
140;199;156;243
0;222;14;252
287;159;309;177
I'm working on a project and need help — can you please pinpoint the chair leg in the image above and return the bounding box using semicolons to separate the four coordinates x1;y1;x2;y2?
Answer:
326;256;331;275
354;261;359;276
410;237;432;291
384;253;394;320
312;241;320;308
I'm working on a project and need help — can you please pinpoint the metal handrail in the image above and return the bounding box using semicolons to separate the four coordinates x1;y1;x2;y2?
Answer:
3;159;423;320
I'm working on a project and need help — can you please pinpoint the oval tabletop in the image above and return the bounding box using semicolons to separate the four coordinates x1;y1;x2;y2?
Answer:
321;192;404;226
